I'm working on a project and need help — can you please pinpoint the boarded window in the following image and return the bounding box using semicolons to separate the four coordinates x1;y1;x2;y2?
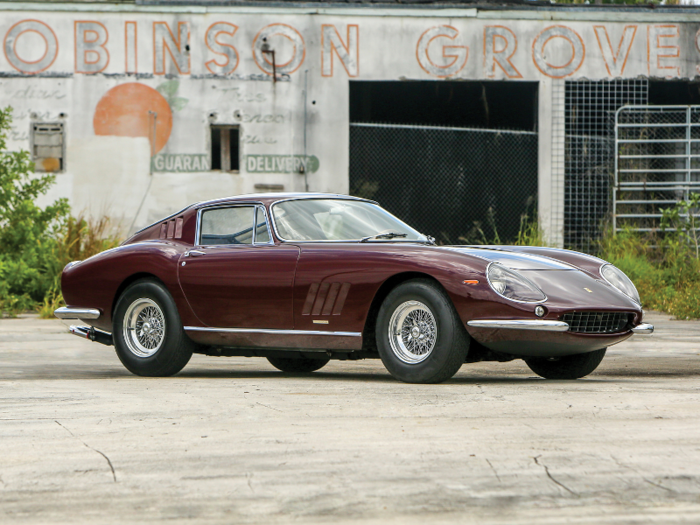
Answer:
210;125;239;172
31;122;64;172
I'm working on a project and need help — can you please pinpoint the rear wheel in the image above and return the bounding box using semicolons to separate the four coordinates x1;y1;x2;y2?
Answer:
525;348;607;380
266;355;330;373
113;280;193;377
376;279;469;384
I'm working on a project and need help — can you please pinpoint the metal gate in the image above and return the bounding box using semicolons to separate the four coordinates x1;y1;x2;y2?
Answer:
614;105;700;232
349;122;538;245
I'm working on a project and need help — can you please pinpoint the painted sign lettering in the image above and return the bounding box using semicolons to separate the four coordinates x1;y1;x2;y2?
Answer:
154;21;190;75
152;153;209;172
416;25;468;78
484;26;521;79
4;19;58;74
246;155;319;174
75;21;109;74
2;18;700;80
648;25;680;78
322;24;359;77
252;23;305;76
594;25;637;77
532;25;585;79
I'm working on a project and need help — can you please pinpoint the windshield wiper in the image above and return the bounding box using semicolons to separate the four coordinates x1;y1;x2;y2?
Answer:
360;232;408;243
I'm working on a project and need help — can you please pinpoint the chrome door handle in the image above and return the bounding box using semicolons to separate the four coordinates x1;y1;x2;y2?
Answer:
185;250;206;257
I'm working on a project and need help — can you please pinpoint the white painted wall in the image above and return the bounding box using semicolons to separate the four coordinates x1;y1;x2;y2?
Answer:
2;3;700;239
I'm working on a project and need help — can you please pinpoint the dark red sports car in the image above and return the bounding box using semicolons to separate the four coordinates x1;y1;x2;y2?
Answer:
55;193;653;383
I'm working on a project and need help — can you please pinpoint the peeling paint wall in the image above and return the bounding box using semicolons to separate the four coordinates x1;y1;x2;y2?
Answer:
2;3;700;237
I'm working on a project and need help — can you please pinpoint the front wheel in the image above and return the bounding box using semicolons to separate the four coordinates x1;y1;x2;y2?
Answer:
376;279;469;384
113;279;193;377
525;348;607;380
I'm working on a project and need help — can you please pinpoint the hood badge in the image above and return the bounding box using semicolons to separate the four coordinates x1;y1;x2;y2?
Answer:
584;287;593;293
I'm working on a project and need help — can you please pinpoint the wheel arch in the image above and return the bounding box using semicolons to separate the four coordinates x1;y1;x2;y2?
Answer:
361;272;448;353
111;272;168;319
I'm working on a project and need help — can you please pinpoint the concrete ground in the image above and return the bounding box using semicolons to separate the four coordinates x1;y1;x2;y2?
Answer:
0;312;699;524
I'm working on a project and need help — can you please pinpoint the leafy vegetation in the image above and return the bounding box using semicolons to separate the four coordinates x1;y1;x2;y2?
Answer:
598;195;700;319
0;107;121;317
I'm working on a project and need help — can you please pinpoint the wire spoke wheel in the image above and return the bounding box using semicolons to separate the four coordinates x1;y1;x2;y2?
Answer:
123;298;166;358
388;300;437;364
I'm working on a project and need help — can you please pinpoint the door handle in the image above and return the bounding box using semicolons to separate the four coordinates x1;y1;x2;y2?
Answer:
185;250;206;257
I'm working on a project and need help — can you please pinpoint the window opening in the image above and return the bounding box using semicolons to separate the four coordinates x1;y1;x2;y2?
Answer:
255;206;270;244
200;206;254;245
210;125;239;172
31;122;64;172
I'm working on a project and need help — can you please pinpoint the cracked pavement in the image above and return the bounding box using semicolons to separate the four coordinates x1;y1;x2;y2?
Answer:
0;312;699;524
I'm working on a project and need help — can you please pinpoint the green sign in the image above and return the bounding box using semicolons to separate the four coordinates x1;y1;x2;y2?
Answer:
246;155;319;174
152;154;210;172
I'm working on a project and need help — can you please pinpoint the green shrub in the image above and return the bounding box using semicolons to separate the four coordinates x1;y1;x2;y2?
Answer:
0;106;121;316
599;195;700;319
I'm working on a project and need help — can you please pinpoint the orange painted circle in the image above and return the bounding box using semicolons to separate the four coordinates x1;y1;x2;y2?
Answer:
93;83;172;154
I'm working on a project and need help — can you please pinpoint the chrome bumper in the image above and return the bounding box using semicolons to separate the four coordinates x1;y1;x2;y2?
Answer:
54;307;100;320
631;323;654;335
467;320;570;332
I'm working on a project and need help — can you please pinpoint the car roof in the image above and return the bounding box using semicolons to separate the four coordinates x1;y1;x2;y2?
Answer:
193;192;371;208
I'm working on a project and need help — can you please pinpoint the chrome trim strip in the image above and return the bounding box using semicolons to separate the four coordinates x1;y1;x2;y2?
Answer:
54;307;100;320
631;323;654;335
467;320;570;332
184;326;362;337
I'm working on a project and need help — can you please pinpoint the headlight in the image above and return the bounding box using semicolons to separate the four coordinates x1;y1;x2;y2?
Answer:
487;263;546;303
601;264;640;304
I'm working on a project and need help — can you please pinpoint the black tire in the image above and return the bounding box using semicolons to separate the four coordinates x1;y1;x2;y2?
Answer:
525;348;607;380
267;355;330;373
376;279;469;384
113;279;193;377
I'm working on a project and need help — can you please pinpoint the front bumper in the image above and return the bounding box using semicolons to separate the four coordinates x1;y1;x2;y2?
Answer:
467;319;654;335
467;320;569;331
465;319;654;358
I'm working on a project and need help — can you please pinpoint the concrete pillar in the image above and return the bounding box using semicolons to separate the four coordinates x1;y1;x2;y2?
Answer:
538;78;565;248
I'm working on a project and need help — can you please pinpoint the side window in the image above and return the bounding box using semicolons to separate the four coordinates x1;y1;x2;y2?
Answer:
200;206;254;245
255;206;270;244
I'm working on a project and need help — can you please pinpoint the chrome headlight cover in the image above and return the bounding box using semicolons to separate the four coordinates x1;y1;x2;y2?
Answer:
601;264;641;304
486;262;547;304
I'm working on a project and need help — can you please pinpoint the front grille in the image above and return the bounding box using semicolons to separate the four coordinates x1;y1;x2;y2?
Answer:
561;311;632;334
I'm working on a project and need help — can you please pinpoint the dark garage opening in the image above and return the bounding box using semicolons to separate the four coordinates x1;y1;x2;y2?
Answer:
349;81;539;244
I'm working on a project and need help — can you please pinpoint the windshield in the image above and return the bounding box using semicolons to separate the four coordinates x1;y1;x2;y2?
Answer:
271;199;427;242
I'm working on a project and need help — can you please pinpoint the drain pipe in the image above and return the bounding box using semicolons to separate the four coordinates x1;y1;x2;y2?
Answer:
302;69;309;192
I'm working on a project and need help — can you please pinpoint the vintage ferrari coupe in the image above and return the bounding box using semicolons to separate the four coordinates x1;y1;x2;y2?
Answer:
55;193;653;383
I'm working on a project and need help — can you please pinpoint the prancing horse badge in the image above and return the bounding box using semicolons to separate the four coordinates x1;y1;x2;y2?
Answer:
584;287;593;293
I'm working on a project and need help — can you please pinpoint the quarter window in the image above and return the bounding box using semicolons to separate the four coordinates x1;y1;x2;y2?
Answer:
31;122;64;172
200;206;254;245
210;125;239;172
255;206;271;244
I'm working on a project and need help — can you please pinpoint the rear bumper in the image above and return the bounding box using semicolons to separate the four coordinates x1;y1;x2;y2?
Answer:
54;307;100;320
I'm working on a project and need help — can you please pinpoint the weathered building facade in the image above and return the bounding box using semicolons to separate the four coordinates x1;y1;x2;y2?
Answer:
2;0;700;246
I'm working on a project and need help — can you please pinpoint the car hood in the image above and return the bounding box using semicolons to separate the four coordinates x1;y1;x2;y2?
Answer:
440;246;640;310
440;246;575;270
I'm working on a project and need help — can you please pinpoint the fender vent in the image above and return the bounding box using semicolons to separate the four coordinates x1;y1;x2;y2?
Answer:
561;311;632;334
